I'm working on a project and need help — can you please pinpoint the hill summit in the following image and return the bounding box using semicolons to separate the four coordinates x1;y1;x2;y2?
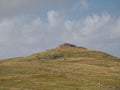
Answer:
57;43;77;48
28;43;117;61
0;43;120;90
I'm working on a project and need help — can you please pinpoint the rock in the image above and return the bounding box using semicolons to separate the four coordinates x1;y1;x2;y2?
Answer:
57;43;77;48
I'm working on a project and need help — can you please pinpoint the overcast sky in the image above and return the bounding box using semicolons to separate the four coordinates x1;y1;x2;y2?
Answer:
0;0;120;59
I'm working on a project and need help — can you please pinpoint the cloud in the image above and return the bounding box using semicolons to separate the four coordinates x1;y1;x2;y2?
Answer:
0;0;74;20
0;10;120;59
63;13;120;57
48;10;64;27
0;0;90;21
79;0;88;9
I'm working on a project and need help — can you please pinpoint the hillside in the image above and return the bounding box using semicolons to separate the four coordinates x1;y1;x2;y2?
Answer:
0;43;120;90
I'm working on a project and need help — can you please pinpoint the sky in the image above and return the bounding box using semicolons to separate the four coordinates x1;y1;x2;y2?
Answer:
0;0;120;59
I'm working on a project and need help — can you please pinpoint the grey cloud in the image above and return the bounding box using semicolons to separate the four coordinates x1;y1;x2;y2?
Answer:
0;0;74;20
0;0;88;20
79;0;88;9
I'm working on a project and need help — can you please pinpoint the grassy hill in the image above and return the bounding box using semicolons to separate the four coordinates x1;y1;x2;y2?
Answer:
0;43;120;90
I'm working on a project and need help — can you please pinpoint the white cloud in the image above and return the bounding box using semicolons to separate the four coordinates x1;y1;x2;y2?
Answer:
63;14;120;58
48;10;63;27
0;10;120;59
81;13;111;36
111;17;120;38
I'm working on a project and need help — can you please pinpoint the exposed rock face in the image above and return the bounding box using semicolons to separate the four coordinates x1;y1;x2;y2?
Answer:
57;43;77;48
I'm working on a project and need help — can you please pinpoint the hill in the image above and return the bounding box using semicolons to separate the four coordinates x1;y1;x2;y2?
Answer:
0;43;120;90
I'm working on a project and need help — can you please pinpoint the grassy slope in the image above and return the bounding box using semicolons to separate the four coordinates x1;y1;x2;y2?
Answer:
0;47;120;90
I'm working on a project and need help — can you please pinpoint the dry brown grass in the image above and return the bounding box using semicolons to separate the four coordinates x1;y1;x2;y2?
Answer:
0;47;120;90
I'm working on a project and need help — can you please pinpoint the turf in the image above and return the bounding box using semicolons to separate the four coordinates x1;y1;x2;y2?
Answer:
0;47;120;90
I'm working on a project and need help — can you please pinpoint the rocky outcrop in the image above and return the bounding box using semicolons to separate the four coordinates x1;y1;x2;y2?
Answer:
57;43;77;48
